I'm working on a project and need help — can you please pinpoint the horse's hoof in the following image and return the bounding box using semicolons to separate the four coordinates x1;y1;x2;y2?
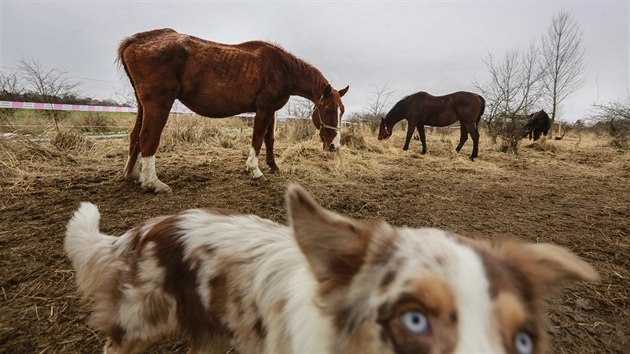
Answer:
142;181;172;194
253;173;267;181
269;166;280;174
251;169;265;180
469;157;476;162
154;184;173;194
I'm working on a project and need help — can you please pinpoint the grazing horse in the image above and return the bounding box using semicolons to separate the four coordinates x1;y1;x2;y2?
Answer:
118;28;349;193
378;91;485;160
524;110;551;141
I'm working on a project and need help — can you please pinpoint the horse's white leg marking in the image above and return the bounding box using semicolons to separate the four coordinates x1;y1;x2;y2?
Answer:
124;153;142;180
245;146;264;179
139;156;172;193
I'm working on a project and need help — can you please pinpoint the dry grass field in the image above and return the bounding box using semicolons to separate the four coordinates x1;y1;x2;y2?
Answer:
0;115;628;353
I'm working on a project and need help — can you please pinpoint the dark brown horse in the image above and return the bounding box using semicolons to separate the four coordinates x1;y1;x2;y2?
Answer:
378;91;485;160
118;28;349;193
524;110;551;141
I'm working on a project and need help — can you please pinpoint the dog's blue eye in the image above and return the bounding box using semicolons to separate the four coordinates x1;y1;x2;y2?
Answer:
514;331;534;354
401;311;429;334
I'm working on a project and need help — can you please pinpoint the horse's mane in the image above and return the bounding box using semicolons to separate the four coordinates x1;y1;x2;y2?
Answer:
277;45;329;93
385;94;415;123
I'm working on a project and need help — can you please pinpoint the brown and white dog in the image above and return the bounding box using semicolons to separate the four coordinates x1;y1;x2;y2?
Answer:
65;184;598;354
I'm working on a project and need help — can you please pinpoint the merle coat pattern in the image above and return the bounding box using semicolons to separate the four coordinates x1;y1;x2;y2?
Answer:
65;185;598;354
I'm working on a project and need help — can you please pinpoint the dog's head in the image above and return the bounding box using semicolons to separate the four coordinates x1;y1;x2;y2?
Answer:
286;184;598;354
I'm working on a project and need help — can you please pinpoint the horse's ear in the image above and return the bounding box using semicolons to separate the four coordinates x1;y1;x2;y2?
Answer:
338;85;349;97
322;84;332;99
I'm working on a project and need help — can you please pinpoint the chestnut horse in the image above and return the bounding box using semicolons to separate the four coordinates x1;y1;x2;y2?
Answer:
118;29;349;193
378;91;485;160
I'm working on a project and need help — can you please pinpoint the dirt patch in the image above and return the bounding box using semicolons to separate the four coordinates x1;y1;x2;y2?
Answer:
0;128;628;353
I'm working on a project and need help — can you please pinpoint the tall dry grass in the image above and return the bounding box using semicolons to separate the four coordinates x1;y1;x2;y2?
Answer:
159;115;249;152
0;134;81;187
2;114;628;191
1;110;135;135
276;118;316;142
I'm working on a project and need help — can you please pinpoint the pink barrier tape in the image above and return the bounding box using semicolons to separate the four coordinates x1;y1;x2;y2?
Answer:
0;101;314;120
0;100;194;114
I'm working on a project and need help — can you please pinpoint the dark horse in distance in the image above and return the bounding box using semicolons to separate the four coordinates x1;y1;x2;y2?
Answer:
378;91;485;160
118;28;349;193
524;110;551;141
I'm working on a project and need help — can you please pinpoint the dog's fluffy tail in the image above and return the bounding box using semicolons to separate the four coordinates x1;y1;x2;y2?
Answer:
65;202;119;298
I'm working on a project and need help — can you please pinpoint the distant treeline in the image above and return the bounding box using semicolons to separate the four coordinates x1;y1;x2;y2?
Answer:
0;91;120;107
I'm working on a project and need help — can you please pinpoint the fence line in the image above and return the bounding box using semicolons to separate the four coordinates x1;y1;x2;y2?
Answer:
0;100;315;121
0;100;194;114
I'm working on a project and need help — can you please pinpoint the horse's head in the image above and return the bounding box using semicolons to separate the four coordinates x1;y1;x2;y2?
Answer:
378;117;392;140
312;84;349;151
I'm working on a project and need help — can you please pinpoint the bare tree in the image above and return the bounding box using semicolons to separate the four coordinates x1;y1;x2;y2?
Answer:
541;10;586;122
474;44;545;149
348;84;394;133
17;58;81;131
589;99;630;149
0;71;23;98
366;84;394;119
285;96;313;118
520;43;546;114
113;84;137;107
18;58;80;102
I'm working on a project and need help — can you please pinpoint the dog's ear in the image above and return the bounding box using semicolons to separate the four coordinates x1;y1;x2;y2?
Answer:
498;241;599;296
286;184;370;294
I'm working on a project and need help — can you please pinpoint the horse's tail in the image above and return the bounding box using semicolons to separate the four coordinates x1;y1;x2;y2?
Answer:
117;29;179;177
476;95;486;126
117;35;143;177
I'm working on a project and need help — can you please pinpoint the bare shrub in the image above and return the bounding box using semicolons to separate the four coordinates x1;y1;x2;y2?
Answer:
590;101;630;150
18;58;80;132
50;130;93;151
80;112;113;133
164;116;221;144
341;124;368;150
611;134;630;150
280;118;315;143
495;118;526;154
218;136;236;149
341;123;383;153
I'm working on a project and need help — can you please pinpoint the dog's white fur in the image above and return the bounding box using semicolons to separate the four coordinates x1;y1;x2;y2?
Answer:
65;184;598;354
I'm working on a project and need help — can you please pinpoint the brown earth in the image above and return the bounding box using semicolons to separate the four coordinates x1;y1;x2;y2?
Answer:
0;125;628;353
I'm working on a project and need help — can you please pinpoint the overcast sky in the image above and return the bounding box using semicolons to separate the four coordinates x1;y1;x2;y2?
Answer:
1;1;628;122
